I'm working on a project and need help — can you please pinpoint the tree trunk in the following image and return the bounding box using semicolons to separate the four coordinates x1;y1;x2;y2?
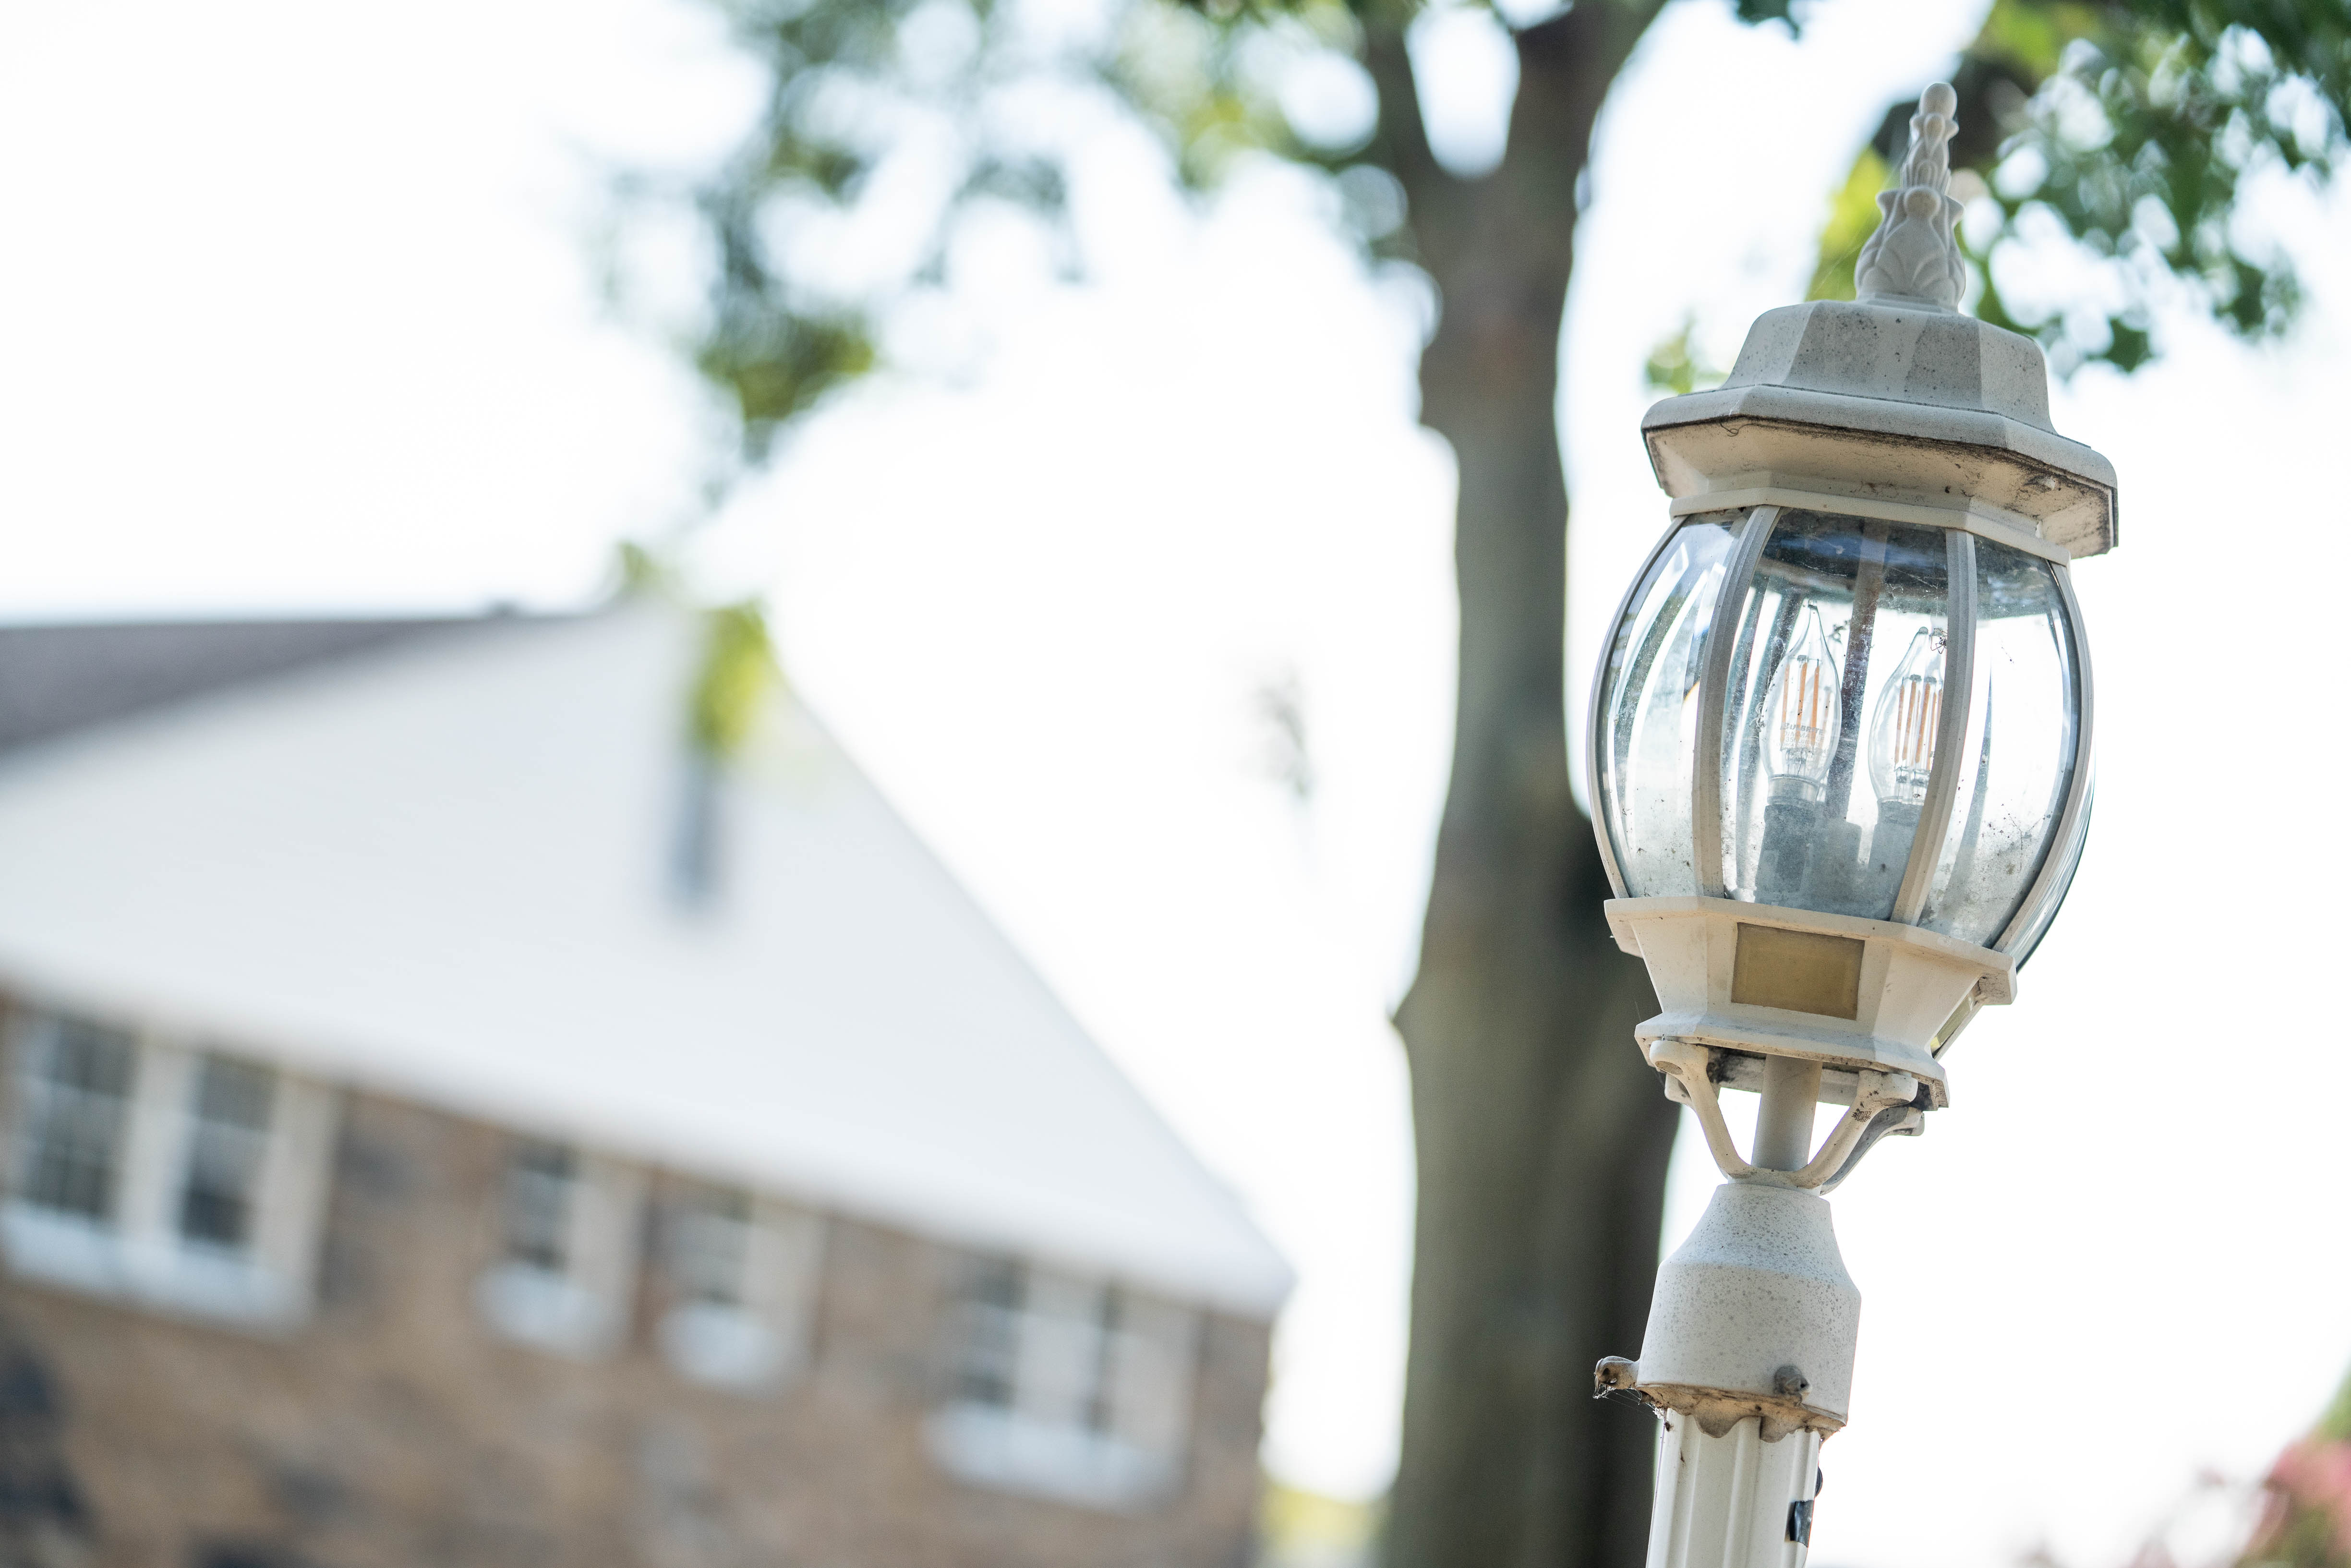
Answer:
1374;9;1682;1567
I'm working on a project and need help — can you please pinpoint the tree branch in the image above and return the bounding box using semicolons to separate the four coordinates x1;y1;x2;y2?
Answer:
1360;17;1462;239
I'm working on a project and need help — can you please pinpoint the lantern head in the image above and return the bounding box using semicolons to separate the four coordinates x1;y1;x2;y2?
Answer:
1591;83;2113;1145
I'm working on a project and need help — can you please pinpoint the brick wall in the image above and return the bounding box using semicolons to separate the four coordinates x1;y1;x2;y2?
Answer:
0;1088;1269;1568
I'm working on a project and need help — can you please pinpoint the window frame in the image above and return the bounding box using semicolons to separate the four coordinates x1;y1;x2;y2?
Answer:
653;1182;825;1391
927;1257;1203;1511
175;1053;278;1254
473;1137;643;1359
13;1013;138;1225
0;1002;339;1330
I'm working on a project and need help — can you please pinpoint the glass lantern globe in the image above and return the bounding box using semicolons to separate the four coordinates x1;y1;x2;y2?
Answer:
1591;504;2092;969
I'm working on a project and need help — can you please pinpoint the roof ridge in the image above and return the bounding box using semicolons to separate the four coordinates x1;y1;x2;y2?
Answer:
0;612;562;760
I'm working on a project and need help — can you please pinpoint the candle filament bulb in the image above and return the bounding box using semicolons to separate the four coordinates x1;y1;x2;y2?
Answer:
1763;607;1841;803
1869;627;1946;809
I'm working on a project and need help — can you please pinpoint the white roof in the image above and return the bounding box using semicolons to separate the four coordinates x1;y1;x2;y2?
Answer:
0;608;1290;1317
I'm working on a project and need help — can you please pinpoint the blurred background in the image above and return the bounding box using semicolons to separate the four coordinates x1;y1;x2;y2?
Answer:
3;1;2350;1566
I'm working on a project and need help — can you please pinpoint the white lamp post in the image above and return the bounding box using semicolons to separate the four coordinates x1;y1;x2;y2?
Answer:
1588;84;2115;1568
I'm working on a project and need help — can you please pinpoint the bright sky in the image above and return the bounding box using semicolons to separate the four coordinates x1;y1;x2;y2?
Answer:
5;2;2350;1566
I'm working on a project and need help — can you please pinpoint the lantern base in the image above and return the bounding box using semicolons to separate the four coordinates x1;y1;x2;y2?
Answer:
1605;896;2015;1101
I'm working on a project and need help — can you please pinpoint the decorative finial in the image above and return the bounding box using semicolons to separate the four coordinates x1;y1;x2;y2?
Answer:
1853;82;1965;311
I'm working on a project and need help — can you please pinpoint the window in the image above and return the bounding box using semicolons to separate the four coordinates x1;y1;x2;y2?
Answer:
2;1010;338;1328
655;1183;823;1390
17;1016;136;1222
475;1139;640;1358
178;1056;275;1251
501;1141;574;1272
954;1257;1022;1410
927;1259;1200;1510
668;1184;751;1307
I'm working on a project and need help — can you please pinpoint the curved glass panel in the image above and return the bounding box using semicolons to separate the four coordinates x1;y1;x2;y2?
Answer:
1597;514;1742;897
1918;543;2083;946
1715;513;1951;921
2008;776;2093;966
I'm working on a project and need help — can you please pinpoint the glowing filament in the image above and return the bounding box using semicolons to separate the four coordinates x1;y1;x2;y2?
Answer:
1869;627;1947;809
1763;607;1841;802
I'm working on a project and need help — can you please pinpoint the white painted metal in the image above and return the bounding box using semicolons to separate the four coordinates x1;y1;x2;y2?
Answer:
1645;409;2114;561
1752;1057;1821;1172
1631;1181;1859;1430
1892;530;1977;925
1665;486;2071;565
1647;1416;1823;1568
1648;1039;1915;1191
1604;896;2015;1098
1853;83;1965;311
1605;1183;1853;1568
1693;507;1779;898
1637;131;2119;564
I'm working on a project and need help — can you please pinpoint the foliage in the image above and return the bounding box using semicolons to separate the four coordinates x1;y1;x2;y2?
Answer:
1805;148;1894;303
614;542;781;760
661;0;1659;457
2324;1363;2351;1443
615;539;671;597
1105;0;1363;187
689;600;782;760
1643;315;1729;396
1807;0;2351;375
673;0;2351;445
663;0;1094;456
661;0;1414;457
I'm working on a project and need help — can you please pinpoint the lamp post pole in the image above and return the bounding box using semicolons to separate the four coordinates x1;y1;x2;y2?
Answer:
1586;83;2118;1568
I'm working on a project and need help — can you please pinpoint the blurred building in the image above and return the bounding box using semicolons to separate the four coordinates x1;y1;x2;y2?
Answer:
0;607;1288;1568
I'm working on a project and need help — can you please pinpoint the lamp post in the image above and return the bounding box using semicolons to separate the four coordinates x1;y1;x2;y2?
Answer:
1587;84;2115;1568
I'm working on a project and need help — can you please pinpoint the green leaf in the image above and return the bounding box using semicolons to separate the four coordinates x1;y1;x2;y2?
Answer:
696;311;876;455
1806;148;1891;302
1643;316;1727;398
690;602;783;760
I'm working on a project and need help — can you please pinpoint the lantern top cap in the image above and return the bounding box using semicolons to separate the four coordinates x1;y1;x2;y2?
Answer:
1636;83;2119;558
1855;82;1965;312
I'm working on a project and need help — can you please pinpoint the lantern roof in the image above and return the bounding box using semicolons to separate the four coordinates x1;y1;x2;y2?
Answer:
1639;84;2118;561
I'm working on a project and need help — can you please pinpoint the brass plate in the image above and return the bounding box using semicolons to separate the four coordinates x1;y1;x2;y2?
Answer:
1731;924;1864;1020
